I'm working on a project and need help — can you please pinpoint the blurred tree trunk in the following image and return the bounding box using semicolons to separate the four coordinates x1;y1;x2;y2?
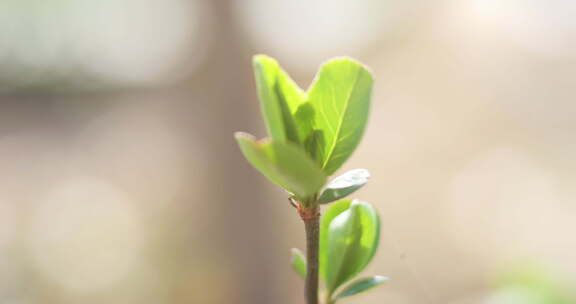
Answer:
179;1;280;304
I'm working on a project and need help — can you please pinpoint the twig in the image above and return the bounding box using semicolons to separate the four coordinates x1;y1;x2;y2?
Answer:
299;205;320;304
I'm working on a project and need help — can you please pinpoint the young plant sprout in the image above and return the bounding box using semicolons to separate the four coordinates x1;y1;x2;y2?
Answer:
235;55;386;304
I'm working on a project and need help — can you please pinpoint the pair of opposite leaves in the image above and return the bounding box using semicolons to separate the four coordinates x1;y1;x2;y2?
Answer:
292;199;386;301
235;55;373;202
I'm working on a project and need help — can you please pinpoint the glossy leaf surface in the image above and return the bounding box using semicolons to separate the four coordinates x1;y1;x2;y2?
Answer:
320;199;352;282
291;248;306;279
253;55;306;144
323;200;380;291
307;58;373;175
318;169;370;204
235;132;326;200
334;276;388;300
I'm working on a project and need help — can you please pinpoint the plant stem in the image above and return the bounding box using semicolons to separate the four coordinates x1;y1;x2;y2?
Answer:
324;291;334;304
300;205;320;304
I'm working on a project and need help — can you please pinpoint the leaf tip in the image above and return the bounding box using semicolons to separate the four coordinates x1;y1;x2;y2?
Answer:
350;199;380;222
235;133;272;148
351;198;373;209
253;54;277;67
334;275;390;300
321;56;374;81
234;131;255;141
373;275;390;283
355;168;371;178
350;198;365;208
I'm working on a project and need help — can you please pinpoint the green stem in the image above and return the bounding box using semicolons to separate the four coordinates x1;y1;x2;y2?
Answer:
301;206;320;304
324;291;334;304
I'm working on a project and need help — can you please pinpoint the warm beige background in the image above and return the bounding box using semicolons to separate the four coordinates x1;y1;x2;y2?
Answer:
0;1;575;303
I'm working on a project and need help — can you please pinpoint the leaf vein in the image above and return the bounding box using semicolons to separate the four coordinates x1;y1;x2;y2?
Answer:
321;68;363;170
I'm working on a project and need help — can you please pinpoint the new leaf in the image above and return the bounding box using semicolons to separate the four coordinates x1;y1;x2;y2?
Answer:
318;169;370;204
307;58;373;175
291;248;307;279
235;132;326;201
320;200;352;283
253;55;307;144
321;200;380;292
334;276;388;300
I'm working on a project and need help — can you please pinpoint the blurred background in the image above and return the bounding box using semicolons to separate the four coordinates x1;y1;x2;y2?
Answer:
0;0;575;303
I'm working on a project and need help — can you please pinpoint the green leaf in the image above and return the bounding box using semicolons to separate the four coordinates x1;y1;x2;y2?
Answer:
323;200;380;292
318;169;370;204
235;132;326;200
303;128;325;164
253;55;306;144
291;248;306;279
320;199;352;282
307;58;373;175
293;103;321;158
334;276;388;300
